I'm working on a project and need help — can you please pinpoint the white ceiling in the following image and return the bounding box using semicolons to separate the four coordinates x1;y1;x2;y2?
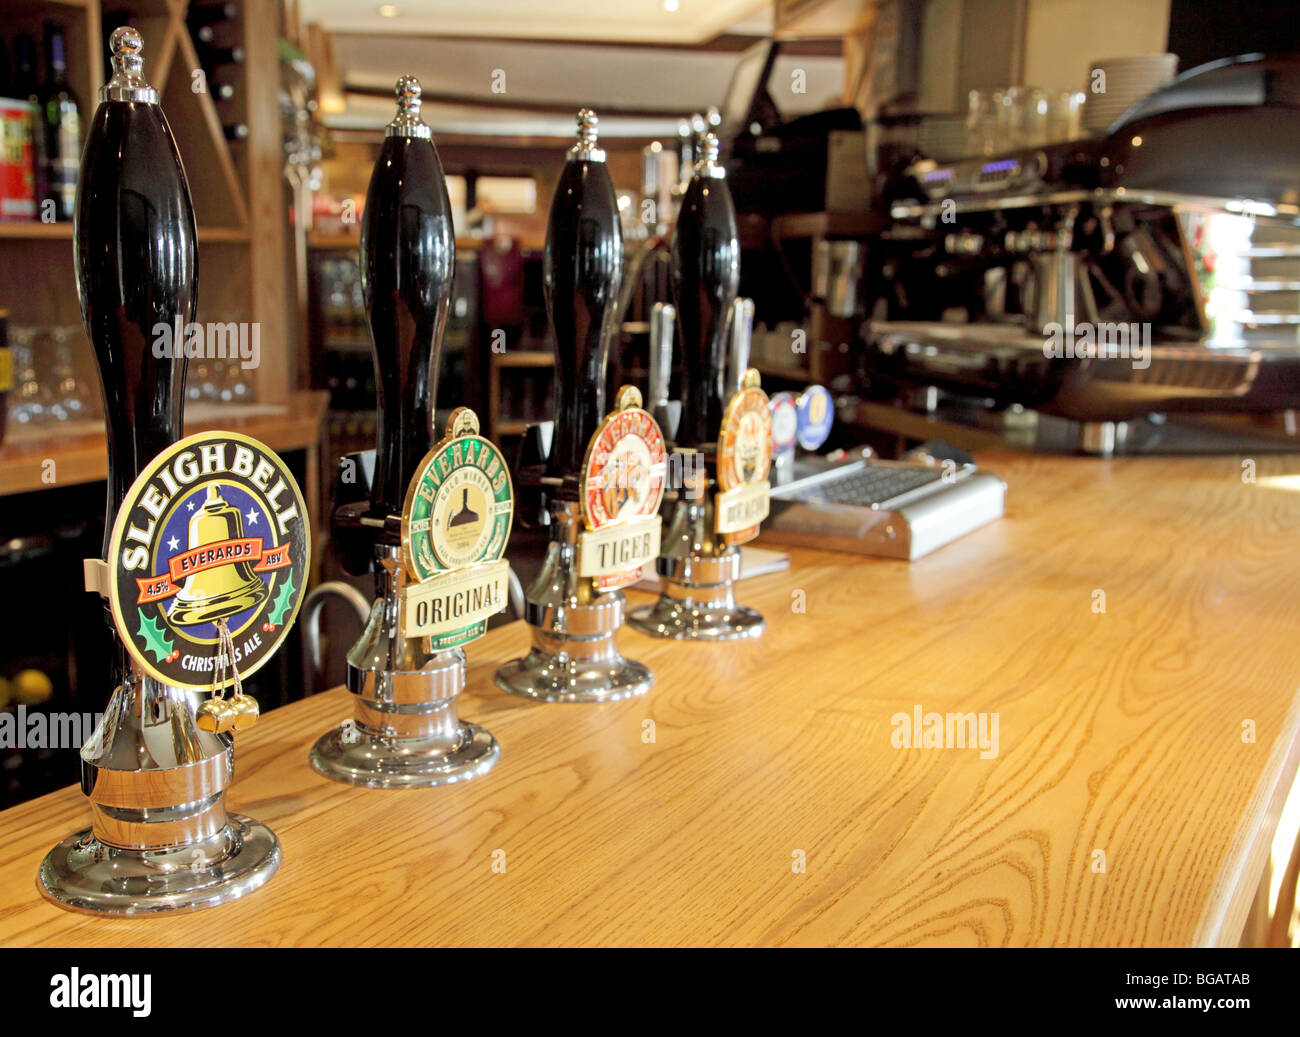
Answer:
298;0;845;139
330;35;845;138
299;0;773;45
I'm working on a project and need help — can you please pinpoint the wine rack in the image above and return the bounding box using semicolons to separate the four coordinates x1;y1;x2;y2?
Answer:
0;0;293;405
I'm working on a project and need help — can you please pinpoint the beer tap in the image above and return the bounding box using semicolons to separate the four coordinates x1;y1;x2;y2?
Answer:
629;134;771;641
311;77;508;787
726;298;756;398
495;109;665;703
648;301;679;441
40;28;302;913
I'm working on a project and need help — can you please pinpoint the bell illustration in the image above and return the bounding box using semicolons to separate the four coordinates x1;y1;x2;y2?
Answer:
168;485;269;625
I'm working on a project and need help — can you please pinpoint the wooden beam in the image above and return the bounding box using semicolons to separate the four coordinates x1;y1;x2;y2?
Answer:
328;30;842;56
843;8;877;111
343;83;687;120
244;0;292;404
307;23;346;116
775;0;877;40
330;127;657;147
284;0;303;48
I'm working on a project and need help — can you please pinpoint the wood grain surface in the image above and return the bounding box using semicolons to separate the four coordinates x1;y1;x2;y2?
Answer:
2;450;1299;947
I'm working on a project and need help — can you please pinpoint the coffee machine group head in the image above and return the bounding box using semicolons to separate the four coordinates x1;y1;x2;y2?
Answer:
311;77;509;787
629;133;771;642
41;28;312;914
495;109;667;703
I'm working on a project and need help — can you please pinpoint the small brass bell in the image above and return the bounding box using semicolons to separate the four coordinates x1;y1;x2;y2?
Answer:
228;692;260;730
197;619;257;733
197;696;236;733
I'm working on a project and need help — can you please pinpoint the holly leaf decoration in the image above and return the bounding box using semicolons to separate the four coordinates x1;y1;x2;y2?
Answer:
267;573;296;627
136;613;174;663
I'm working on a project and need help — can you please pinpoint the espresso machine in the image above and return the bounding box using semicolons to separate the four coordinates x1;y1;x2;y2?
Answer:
40;29;309;913
494;110;665;704
311;78;509;786
629;134;772;641
869;53;1300;454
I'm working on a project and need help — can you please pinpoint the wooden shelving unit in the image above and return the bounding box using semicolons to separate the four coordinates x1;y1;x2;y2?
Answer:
0;222;76;240
307;231;489;252
488;349;552;441
0;0;293;404
770;210;885;241
0;222;250;243
307;231;361;251
492;350;553;368
754;361;812;383
761;208;875;389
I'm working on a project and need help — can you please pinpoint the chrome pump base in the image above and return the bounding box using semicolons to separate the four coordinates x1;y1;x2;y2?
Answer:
494;604;653;704
627;495;765;642
310;721;498;789
495;499;652;704
308;644;499;788
310;547;500;789
39;817;280;917
38;669;280;915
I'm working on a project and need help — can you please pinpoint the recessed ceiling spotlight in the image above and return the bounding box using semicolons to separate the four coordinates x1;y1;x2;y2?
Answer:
378;4;398;17
664;0;680;11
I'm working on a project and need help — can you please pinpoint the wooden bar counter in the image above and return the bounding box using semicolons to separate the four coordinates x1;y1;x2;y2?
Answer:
1;450;1298;947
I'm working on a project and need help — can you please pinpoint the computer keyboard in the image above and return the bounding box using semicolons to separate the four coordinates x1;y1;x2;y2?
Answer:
788;463;946;508
766;454;1005;559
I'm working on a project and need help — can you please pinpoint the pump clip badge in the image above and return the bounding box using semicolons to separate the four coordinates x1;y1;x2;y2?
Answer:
716;368;771;545
103;431;310;691
401;408;514;649
579;385;667;592
796;384;833;451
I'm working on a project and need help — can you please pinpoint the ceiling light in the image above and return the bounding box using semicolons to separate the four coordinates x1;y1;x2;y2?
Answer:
664;0;680;11
378;4;398;16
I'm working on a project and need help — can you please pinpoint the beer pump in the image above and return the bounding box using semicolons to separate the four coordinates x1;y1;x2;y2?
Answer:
648;301;679;440
629;134;772;641
311;78;511;786
40;28;310;913
495;110;666;703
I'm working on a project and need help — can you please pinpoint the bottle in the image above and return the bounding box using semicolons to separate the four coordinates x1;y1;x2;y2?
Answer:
38;22;81;222
0;310;11;444
11;36;46;214
196;42;244;69
0;40;37;220
188;2;238;39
